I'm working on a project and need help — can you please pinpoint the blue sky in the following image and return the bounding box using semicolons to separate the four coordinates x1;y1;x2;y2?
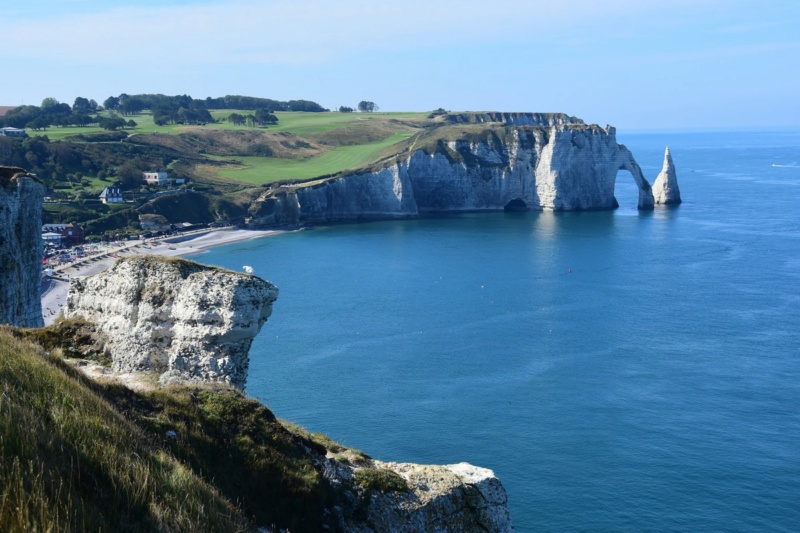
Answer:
2;0;798;130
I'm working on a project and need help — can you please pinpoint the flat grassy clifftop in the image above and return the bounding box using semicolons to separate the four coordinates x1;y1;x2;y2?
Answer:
0;323;397;532
35;110;427;186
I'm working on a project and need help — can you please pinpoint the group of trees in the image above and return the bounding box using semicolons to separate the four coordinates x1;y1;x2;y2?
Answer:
227;109;278;127
357;101;378;113
1;97;100;130
0;133;170;195
98;117;137;131
204;95;327;112
101;93;327;116
0;97;138;132
0;93;331;133
338;102;378;113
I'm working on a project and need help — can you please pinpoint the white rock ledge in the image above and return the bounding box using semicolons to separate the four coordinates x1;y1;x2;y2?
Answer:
65;255;278;389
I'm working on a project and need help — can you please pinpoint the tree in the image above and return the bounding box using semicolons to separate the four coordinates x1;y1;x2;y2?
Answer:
126;119;138;129
358;101;378;113
116;162;142;188
73;97;93;115
339;106;354;113
254;108;278;126
103;96;120;110
99;117;127;130
40;97;60;111
227;113;246;126
26;116;51;131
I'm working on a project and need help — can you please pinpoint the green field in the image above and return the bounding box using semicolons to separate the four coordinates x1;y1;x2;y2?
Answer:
216;130;416;183
30;109;431;184
33;110;428;141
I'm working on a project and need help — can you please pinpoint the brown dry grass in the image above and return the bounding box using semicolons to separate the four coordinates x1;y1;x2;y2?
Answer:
132;129;323;159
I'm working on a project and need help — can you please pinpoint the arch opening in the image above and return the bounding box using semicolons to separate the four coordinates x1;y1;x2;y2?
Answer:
504;198;528;212
613;170;640;210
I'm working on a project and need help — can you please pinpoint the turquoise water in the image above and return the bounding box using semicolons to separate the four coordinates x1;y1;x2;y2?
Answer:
196;130;800;531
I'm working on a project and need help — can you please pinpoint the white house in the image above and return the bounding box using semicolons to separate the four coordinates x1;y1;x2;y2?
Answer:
99;186;124;204
0;127;27;138
143;171;169;186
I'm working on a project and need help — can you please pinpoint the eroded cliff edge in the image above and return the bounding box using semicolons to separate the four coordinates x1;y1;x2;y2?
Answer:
251;113;662;226
65;255;278;389
62;255;515;531
0;166;44;328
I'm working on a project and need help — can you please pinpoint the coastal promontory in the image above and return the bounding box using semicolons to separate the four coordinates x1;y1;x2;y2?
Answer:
251;113;663;226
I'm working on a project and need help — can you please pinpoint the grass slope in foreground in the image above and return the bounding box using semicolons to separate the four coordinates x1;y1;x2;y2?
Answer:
0;324;343;532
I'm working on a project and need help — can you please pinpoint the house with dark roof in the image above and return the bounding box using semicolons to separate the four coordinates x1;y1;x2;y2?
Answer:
42;223;84;246
99;185;124;204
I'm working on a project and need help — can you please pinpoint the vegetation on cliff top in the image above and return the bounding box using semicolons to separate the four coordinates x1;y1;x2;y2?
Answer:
1;323;412;532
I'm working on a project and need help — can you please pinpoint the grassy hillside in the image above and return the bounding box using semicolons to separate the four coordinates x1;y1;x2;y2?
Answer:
0;322;388;532
30;110;428;188
0;327;249;531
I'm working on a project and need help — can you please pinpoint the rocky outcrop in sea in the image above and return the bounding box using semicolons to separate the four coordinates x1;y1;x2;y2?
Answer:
652;146;682;204
0;166;44;328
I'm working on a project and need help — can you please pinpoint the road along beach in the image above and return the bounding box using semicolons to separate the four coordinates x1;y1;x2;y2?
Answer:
41;228;283;325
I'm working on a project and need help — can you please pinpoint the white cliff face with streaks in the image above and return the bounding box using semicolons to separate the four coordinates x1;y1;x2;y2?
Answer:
251;117;662;226
0;167;44;328
652;146;682;204
65;256;278;389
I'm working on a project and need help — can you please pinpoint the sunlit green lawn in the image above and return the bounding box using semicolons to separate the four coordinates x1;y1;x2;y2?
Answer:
217;130;415;183
29;109;428;184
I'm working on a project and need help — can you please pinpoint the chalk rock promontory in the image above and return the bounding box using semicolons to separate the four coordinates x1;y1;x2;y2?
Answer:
251;114;661;226
652;146;682;204
65;256;278;389
0;166;44;328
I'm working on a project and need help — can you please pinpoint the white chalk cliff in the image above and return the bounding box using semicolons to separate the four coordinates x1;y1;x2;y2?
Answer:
345;461;514;532
251;114;668;226
65;256;278;389
652;146;682;204
0;166;44;328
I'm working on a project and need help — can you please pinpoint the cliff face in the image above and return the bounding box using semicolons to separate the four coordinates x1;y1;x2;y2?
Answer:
252;118;659;226
339;461;514;532
0;166;44;328
65;256;278;389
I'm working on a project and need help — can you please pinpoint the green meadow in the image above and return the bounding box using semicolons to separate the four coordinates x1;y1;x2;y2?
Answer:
30;110;430;184
217;130;416;183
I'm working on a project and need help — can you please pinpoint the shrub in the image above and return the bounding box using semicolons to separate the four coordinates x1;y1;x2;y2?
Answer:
354;468;409;494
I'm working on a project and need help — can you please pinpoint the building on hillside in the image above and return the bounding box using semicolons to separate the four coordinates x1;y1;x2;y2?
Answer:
143;171;169;186
42;223;85;246
99;185;124;204
0;127;27;138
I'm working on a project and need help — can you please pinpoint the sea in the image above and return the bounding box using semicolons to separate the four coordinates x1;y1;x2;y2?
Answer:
194;130;800;532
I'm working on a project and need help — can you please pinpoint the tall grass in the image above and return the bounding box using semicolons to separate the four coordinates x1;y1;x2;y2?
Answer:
0;328;248;532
